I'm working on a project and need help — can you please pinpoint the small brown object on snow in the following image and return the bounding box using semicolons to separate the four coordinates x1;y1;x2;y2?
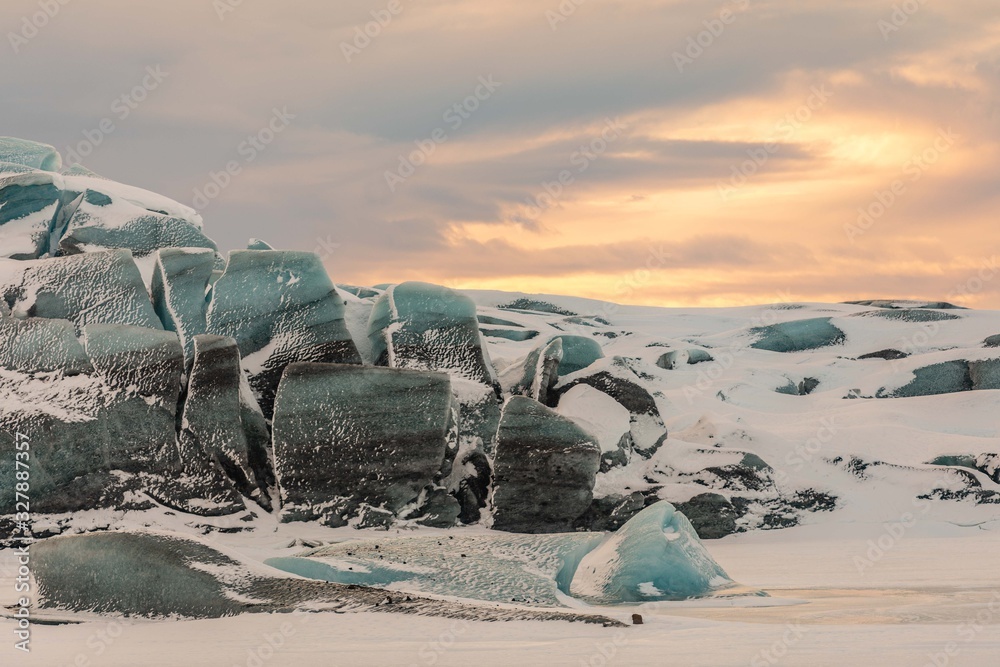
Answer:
632;614;643;625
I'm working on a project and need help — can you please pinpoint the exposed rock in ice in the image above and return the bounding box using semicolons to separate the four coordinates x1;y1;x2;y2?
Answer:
984;334;1000;348
368;281;497;386
569;502;733;603
206;250;361;416
556;384;632;471
0;249;162;332
481;327;539;341
553;356;667;458
750;317;846;352
0;137;62;171
673;493;739;539
574;491;648;532
859;348;908;361
151;248;215;365
273;363;456;524
491;396;601;533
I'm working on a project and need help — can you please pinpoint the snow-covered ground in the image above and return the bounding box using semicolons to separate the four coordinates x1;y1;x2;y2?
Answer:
4;292;1000;665
4;520;1000;666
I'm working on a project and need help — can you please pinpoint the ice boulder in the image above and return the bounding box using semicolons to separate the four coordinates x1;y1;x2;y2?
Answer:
749;317;845;352
60;172;203;228
553;356;668;458
58;188;216;265
550;335;603;375
0;365;214;516
206;250;361;416
368;281;497;386
491;397;601;533
180;335;270;501
0;314;92;375
0;163;63;259
881;360;972;398
81;324;184;409
556;384;633;470
269;501;734;606
151;248;215;364
270;531;605;607
971;358;1000;391
500;337;563;404
32;531;618;623
0;250;162;333
273;363;456;524
569;502;733;603
32;532;253;618
247;238;274;250
0;137;62;171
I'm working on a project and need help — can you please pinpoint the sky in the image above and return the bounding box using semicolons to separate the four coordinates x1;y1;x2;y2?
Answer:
2;0;999;308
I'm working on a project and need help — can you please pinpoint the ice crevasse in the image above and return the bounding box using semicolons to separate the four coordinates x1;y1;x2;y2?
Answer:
266;501;736;606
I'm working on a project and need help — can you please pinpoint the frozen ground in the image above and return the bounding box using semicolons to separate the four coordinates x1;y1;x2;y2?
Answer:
4;519;1000;666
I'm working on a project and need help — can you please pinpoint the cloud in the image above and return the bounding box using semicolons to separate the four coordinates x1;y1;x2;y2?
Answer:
1;0;998;306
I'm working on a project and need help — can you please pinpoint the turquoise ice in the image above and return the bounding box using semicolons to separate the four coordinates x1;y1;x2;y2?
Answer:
0;162;63;258
151;248;215;364
267;501;733;606
569;501;733;603
206;250;361;415
368;281;496;385
0;137;62;171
